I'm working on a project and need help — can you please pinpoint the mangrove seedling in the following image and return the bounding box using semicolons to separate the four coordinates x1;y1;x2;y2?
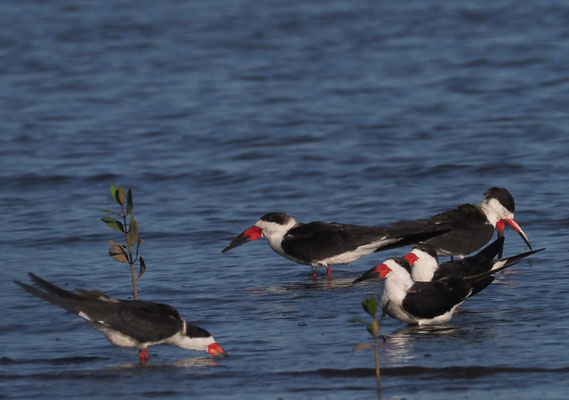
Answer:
349;295;387;395
101;185;147;300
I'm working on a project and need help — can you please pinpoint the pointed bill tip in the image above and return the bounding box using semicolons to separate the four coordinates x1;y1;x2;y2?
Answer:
498;219;532;251
221;226;263;253
506;219;532;250
520;233;533;251
221;245;234;253
353;265;386;284
207;342;228;358
221;235;252;253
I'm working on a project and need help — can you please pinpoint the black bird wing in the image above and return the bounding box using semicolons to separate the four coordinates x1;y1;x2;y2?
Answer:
370;224;451;253
437;247;546;302
468;276;495;298
434;237;505;279
15;272;87;314
456;247;545;297
404;246;545;319
281;222;392;263
281;221;449;263
391;204;494;256
498;247;545;268
95;301;184;343
426;204;495;255
402;280;471;319
15;273;183;344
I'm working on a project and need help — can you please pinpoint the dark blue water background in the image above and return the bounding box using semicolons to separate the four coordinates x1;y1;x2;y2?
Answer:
1;1;568;399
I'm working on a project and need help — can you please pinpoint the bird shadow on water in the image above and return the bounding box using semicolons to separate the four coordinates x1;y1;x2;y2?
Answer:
245;274;362;298
269;275;363;293
108;356;219;370
380;324;465;363
387;313;499;342
388;324;465;339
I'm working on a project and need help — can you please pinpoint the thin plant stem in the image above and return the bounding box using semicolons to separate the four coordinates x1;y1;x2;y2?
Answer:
121;201;139;300
129;263;139;300
374;316;381;393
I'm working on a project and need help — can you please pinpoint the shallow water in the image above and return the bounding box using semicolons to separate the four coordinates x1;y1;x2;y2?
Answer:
1;0;569;399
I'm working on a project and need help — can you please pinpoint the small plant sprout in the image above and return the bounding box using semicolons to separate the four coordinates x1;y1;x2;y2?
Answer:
101;185;147;300
349;295;388;395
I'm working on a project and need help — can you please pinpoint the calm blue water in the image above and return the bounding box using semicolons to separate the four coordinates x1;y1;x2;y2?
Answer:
1;1;568;399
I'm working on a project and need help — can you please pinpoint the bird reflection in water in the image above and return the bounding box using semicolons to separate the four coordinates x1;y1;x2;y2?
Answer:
382;325;463;363
109;356;218;370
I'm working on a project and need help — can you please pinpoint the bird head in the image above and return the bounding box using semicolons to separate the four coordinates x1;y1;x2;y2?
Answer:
482;187;532;251
221;212;296;253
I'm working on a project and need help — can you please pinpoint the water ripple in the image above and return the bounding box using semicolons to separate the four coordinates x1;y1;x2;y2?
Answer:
287;365;569;379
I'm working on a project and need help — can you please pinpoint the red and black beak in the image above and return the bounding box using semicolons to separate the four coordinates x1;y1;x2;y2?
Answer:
403;252;419;266
207;342;228;358
496;218;531;258
221;225;263;253
496;219;532;249
353;264;392;284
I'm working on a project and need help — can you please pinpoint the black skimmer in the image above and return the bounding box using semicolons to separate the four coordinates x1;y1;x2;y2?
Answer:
356;238;544;298
390;187;532;258
14;273;228;362
353;257;520;326
403;238;544;296
221;212;449;278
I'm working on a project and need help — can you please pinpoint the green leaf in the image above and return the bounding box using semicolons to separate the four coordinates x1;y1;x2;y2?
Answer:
127;215;139;251
137;256;146;281
109;244;129;263
117;187;125;206
101;216;124;232
111;185;125;206
135;238;144;258
362;295;378;317
126;188;134;216
110;185;120;204
353;343;373;351
366;320;379;338
100;209;122;217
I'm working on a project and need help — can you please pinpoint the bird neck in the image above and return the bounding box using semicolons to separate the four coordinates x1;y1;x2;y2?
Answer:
384;271;414;305
411;258;436;282
480;198;510;226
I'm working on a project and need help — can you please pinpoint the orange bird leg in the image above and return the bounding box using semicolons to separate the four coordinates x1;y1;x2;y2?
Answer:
139;348;149;363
